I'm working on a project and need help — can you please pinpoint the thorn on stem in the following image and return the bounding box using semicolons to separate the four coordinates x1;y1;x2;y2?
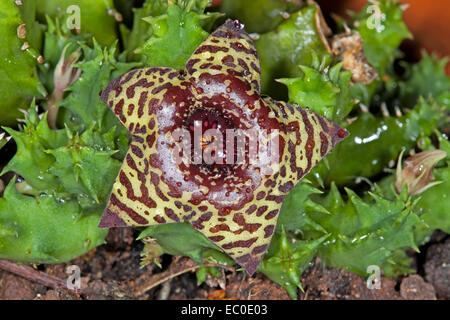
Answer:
21;42;30;51
346;116;358;125
388;159;395;168
108;9;123;22
280;11;290;19
17;24;26;39
381;102;390;117
359;103;369;113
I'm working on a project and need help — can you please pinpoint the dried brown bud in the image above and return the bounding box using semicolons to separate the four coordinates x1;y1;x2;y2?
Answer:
395;149;447;196
17;24;26;39
331;32;378;84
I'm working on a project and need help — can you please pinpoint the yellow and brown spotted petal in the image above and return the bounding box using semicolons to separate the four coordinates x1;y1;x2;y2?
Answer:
262;96;349;174
98;65;195;227
98;19;348;275
99;66;185;136
186;19;261;93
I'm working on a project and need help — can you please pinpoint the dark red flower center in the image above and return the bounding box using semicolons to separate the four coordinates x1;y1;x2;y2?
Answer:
185;108;238;174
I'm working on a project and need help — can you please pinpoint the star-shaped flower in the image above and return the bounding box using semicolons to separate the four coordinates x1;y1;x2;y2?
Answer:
98;19;348;275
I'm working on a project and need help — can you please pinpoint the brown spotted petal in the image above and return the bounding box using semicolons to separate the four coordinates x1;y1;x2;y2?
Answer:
98;19;348;275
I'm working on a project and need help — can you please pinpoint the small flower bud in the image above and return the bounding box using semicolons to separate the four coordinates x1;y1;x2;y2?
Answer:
47;47;82;128
395;149;447;196
54;47;81;91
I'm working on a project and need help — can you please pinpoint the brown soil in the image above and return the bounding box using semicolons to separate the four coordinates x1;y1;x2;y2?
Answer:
0;228;447;300
424;238;450;299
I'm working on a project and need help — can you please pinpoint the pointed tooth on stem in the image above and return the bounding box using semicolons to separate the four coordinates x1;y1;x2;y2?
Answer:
21;42;29;51
388;159;395;168
18;108;28;116
346;116;358;124
108;9;123;22
381;102;390;117
249;33;260;40
280;11;290;19
17;24;26;39
359;103;369;113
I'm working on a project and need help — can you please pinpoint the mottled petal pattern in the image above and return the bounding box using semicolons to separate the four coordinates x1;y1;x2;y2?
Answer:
98;20;348;275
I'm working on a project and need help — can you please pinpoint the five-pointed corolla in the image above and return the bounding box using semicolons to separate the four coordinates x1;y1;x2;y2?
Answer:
98;20;348;275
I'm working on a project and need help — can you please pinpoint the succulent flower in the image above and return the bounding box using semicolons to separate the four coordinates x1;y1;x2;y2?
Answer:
98;19;347;274
395;149;447;196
